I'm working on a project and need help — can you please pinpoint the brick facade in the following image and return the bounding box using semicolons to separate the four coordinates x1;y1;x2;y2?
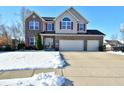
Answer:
25;12;43;46
55;35;103;51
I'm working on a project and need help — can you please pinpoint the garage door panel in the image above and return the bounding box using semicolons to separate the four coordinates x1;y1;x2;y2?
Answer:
87;40;99;51
59;40;84;51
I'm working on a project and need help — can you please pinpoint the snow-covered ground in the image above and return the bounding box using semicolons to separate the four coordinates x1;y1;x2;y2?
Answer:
107;51;124;55
0;72;65;86
0;51;65;71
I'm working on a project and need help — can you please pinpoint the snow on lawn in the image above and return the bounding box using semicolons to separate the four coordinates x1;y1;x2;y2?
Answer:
0;51;65;71
0;72;65;86
107;51;124;55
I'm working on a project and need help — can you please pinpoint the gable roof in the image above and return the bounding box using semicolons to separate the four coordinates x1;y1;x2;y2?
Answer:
55;7;89;23
55;8;79;21
25;7;89;24
42;17;55;21
25;11;45;21
105;40;123;46
68;7;89;23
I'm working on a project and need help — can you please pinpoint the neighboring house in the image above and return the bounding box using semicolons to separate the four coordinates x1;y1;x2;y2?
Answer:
105;40;123;51
25;7;105;51
104;40;111;51
119;40;124;45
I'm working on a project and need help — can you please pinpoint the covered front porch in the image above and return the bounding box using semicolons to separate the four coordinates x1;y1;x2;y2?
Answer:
42;36;55;50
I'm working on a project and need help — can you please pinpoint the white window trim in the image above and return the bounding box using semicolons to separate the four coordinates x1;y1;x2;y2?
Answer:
79;24;85;31
29;20;39;30
47;23;52;31
29;21;34;30
62;21;71;30
35;21;39;30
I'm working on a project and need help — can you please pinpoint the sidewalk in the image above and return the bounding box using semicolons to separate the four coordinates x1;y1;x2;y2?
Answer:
0;69;63;80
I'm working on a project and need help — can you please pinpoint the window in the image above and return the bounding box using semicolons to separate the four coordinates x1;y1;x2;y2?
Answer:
62;17;71;29
47;23;52;31
29;20;39;30
62;22;66;29
29;21;34;30
35;21;39;30
29;37;35;46
79;24;85;31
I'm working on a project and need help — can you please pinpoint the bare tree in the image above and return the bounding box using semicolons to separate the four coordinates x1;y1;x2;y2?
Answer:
14;7;32;41
9;22;21;40
7;22;22;49
111;34;118;40
0;7;32;47
120;23;124;44
20;7;32;41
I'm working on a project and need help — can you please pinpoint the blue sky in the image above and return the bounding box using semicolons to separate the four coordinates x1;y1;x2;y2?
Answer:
0;6;124;40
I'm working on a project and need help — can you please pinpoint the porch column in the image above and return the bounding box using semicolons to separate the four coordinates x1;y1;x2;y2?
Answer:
84;39;87;51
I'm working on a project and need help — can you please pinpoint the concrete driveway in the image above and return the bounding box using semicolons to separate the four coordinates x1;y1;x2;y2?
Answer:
61;52;124;86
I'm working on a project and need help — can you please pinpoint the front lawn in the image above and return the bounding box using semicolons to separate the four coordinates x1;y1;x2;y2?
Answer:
0;72;65;86
0;51;65;71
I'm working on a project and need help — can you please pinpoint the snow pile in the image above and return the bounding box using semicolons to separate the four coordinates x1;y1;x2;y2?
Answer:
107;51;124;55
50;52;65;68
0;52;65;71
0;72;65;86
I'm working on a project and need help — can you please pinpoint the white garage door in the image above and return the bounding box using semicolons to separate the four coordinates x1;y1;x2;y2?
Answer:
59;40;84;51
87;40;99;51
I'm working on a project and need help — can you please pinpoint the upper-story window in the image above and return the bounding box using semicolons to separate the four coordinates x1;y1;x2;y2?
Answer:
47;23;52;31
62;17;72;29
29;20;39;30
79;24;85;31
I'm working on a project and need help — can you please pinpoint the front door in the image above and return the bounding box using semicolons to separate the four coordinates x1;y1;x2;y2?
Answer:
45;38;54;49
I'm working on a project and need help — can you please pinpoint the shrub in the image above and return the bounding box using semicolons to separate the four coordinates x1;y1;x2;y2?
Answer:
121;47;124;52
122;49;124;52
103;45;106;51
35;33;43;50
25;46;36;50
99;46;104;51
1;45;11;51
18;43;25;50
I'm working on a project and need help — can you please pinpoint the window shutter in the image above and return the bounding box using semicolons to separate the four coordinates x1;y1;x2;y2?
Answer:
71;22;73;30
77;23;79;31
46;23;47;31
84;24;86;31
60;21;62;29
52;23;54;31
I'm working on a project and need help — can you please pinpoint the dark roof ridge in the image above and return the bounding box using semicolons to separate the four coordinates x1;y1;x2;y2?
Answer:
42;17;55;21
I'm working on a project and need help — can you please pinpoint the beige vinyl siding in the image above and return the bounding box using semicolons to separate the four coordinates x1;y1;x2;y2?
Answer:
55;10;87;34
55;11;77;34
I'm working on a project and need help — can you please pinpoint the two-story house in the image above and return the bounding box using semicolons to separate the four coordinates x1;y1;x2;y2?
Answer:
25;7;105;51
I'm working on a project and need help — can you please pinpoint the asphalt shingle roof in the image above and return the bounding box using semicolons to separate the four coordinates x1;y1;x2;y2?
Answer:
42;17;55;21
86;30;105;35
41;29;105;35
105;40;123;46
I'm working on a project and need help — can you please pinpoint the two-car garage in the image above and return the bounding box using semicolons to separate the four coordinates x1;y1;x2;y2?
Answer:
59;40;99;51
